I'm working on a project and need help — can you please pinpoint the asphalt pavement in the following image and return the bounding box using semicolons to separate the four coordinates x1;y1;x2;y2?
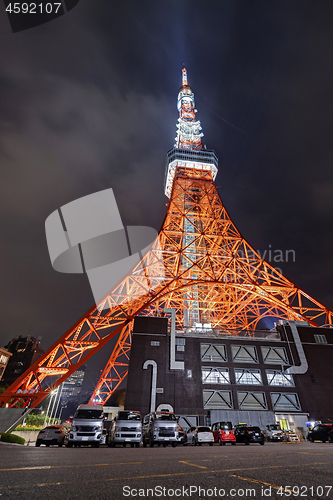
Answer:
0;441;332;500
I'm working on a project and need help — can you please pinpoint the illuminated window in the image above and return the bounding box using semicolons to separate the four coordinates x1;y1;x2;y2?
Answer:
261;347;288;364
201;344;227;362
235;369;262;385
232;345;258;363
266;370;294;386
202;367;230;384
203;390;233;409
271;393;301;411
0;355;9;364
238;391;267;410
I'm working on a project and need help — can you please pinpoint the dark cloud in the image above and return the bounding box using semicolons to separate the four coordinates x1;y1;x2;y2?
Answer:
0;1;332;367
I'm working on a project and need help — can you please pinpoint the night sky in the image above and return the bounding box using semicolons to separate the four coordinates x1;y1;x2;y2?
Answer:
0;1;332;384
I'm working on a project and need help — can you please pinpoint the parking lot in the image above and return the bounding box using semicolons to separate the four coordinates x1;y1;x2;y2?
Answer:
0;442;332;500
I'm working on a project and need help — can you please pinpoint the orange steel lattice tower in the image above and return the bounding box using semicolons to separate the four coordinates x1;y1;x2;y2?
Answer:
1;67;332;409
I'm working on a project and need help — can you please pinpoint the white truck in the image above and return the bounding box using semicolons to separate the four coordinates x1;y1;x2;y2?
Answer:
67;404;104;448
264;423;283;442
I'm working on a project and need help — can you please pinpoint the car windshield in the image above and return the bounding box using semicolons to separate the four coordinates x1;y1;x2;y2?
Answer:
270;425;280;431
118;412;140;421
74;409;104;419
155;413;176;421
198;427;211;432
248;427;261;432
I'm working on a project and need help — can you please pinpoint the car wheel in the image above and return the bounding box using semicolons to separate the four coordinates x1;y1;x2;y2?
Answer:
163;443;167;447
218;438;222;446
193;437;197;446
209;442;213;446
172;442;177;448
232;442;236;446
260;442;265;445
35;441;41;447
67;443;73;448
245;442;250;445
46;443;50;447
322;439;326;443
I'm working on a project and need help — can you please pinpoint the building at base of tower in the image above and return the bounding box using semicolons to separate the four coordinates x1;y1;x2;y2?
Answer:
124;316;333;434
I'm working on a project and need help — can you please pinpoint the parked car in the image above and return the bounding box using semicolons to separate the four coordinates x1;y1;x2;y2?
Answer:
307;424;333;443
184;426;214;446
67;404;104;448
211;421;236;445
264;424;283;442
234;425;265;445
142;411;178;447
35;425;68;447
108;410;142;447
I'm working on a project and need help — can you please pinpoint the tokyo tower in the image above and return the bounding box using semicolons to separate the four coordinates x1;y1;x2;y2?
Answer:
1;66;332;409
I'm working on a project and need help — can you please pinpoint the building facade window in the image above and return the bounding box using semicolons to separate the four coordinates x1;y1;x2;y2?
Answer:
270;393;301;412
231;345;258;363
261;346;288;364
237;391;267;410
0;355;9;364
201;343;227;362
202;367;230;385
266;370;294;386
314;334;327;344
203;390;233;409
235;368;262;385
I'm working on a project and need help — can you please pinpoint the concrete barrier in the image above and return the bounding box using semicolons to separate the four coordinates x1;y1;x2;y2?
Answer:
13;430;40;445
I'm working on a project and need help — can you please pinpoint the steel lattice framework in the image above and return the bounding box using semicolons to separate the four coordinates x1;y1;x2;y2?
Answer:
1;67;332;409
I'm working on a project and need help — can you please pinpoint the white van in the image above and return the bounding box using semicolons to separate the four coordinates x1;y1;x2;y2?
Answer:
264;423;283;442
67;404;104;448
142;411;178;447
108;410;142;447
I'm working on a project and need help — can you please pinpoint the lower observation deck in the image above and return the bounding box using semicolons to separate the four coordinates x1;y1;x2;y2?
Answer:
164;147;218;197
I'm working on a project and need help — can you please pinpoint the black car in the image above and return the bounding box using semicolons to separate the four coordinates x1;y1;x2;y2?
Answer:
36;425;68;447
234;425;265;445
307;424;333;443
